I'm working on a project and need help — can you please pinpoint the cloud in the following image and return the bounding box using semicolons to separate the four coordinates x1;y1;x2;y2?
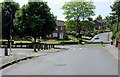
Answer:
93;0;115;2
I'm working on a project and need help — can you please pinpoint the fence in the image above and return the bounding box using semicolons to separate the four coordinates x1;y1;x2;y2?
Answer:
2;43;55;50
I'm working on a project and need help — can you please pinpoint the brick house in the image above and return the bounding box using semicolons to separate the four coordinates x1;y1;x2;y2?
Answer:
93;20;106;30
48;20;66;39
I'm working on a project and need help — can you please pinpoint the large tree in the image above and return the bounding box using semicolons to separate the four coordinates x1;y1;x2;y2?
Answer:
2;0;19;46
111;0;120;32
62;0;95;37
96;15;102;21
110;0;120;47
105;16;115;30
0;4;2;40
14;1;57;52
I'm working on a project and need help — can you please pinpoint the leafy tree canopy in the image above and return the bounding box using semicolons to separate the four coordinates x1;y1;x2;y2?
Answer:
2;0;20;39
14;1;57;39
95;15;102;21
62;0;95;37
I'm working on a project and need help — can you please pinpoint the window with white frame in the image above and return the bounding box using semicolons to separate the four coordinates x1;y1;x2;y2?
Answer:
53;33;58;37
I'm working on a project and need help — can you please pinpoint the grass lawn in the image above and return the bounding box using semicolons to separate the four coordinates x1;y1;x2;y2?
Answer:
41;41;60;44
82;36;92;39
41;40;75;44
14;41;32;44
80;44;106;47
1;40;32;44
2;39;77;44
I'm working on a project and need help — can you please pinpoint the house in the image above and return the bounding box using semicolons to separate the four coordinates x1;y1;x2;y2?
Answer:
48;20;66;39
93;20;106;30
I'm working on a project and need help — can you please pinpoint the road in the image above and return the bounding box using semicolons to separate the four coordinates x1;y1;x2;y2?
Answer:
2;45;118;75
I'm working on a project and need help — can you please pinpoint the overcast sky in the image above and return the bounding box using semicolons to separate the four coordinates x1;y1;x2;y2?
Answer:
0;0;115;21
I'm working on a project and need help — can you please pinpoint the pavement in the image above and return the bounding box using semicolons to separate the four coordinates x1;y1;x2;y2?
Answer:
105;44;119;60
0;47;62;70
90;32;119;60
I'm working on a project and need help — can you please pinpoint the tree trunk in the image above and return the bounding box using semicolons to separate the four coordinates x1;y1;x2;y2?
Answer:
77;28;81;38
8;39;10;48
76;19;81;38
37;36;41;51
34;37;37;52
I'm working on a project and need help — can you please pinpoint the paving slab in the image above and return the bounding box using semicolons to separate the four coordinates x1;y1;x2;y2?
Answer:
0;48;62;70
105;44;119;60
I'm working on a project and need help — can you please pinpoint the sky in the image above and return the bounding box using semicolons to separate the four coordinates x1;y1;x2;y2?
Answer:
0;0;115;21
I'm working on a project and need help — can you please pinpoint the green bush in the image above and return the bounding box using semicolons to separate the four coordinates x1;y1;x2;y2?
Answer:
67;31;76;36
112;23;120;37
61;41;78;44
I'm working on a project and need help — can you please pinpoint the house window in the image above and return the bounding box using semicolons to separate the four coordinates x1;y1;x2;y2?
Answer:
53;33;58;37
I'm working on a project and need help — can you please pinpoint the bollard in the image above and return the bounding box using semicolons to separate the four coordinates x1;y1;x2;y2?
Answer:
51;44;54;48
48;44;50;49
5;45;9;56
49;44;51;49
46;44;48;49
53;44;55;48
40;44;42;50
38;43;40;51
33;44;37;52
51;44;52;48
44;44;47;50
20;42;22;48
41;44;43;50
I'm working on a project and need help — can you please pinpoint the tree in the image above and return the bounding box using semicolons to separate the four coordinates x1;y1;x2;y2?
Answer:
2;0;19;45
111;0;120;17
96;15;102;21
14;1;57;52
111;0;120;32
62;0;95;38
0;3;2;40
110;0;120;37
87;17;93;21
105;16;113;29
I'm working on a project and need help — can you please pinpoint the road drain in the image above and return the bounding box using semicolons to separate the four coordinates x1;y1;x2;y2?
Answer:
55;64;67;66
